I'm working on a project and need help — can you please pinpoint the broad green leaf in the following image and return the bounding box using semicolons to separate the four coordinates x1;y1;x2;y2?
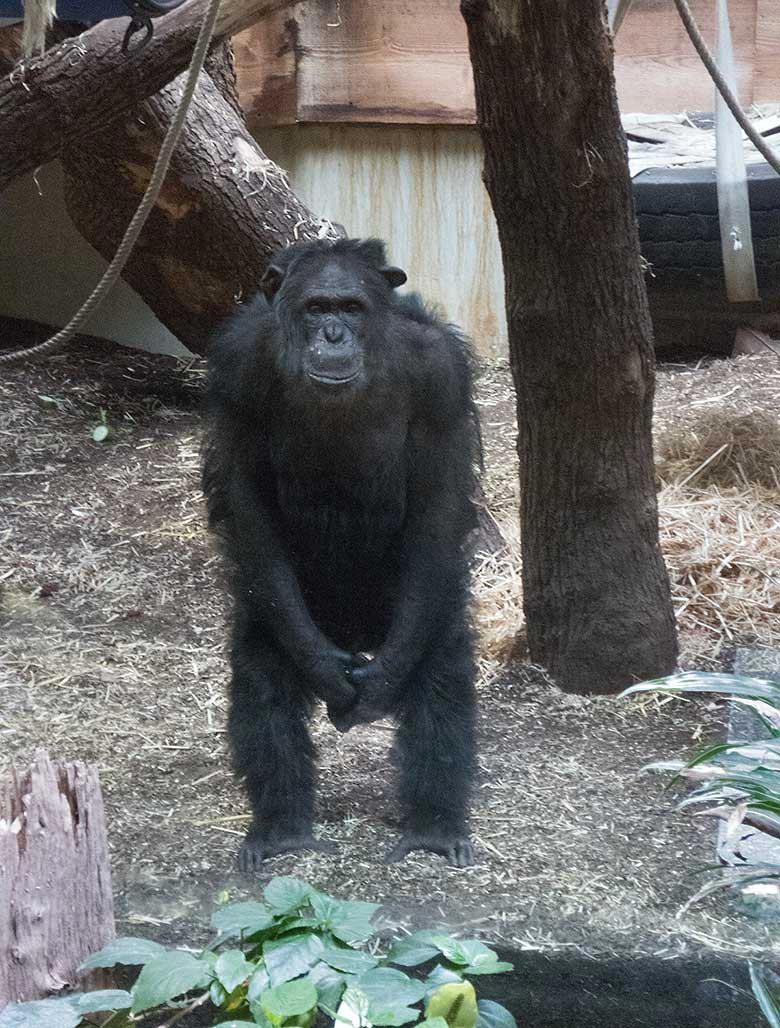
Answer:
307;961;348;1011
425;937;507;972
0;999;81;1028
321;944;378;975
212;900;275;935
425;981;478;1028
476;999;517;1028
425;966;464;994
80;936;166;969
418;1019;450;1028
69;990;133;1013
92;424;111;442
387;934;441;968
335;985;371;1028
263;932;325;985
461;962;513;976
264;877;314;913
216;949;256;992
311;893;380;944
216;1022;263;1027
259;978;318;1019
750;963;780;1028
248;965;272;1001
357;967;427;1024
131;950;210;1013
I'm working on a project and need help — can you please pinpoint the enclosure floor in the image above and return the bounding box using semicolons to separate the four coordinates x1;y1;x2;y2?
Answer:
1;330;779;963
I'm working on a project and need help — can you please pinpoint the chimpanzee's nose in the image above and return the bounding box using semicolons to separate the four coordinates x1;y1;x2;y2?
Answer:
324;321;344;344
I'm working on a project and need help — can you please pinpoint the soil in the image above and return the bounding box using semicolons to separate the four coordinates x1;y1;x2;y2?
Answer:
1;332;779;964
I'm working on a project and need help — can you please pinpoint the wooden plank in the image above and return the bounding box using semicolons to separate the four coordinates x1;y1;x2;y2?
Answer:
234;0;761;126
614;0;757;112
232;3;302;126
295;0;475;124
754;0;780;104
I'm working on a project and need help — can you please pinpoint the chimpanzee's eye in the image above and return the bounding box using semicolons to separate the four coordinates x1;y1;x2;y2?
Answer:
307;302;324;315
343;301;362;315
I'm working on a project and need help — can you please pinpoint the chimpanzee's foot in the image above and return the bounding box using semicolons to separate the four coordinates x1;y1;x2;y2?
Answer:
237;830;337;871
386;832;475;868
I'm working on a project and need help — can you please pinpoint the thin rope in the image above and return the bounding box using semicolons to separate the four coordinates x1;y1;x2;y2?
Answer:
0;0;222;367
673;0;780;178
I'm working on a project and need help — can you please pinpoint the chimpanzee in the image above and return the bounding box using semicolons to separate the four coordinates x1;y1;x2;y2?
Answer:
202;238;481;869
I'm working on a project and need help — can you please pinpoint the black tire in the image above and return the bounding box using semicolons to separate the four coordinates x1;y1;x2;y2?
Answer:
633;160;780;293
632;161;780;355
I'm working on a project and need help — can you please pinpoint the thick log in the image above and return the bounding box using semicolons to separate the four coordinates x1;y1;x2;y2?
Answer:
0;750;115;1005
0;0;295;191
60;62;334;354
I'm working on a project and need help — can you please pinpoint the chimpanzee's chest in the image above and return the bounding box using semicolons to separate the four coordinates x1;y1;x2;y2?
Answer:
266;417;409;579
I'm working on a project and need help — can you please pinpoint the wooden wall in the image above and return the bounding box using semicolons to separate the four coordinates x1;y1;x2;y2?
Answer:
234;0;777;130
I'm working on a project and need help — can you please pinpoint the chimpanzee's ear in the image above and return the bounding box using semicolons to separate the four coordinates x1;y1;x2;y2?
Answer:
259;264;286;298
381;266;407;289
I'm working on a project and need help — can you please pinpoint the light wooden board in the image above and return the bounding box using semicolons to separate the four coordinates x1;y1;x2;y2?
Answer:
234;0;774;126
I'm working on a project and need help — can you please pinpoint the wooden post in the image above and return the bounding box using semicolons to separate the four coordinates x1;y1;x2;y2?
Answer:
0;751;115;1005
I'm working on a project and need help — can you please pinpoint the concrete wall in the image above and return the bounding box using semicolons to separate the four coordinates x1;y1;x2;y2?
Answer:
0;162;189;356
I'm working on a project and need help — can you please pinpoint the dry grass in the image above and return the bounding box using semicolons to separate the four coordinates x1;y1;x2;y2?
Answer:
473;354;780;665
1;337;779;959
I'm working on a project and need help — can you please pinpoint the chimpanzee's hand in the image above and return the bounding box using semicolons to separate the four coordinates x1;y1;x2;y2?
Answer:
303;645;358;710
329;654;401;733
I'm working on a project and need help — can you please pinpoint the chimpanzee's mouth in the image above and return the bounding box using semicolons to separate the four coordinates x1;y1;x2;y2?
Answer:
308;370;360;386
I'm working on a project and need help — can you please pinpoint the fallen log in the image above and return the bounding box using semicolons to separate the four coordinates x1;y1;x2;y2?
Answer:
61;54;334;353
0;0;295;191
0;750;115;1005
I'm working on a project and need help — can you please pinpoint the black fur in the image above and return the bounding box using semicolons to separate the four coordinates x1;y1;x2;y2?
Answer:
202;238;481;868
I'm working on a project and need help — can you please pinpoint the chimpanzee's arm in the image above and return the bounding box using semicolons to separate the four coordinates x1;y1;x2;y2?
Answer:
383;419;474;675
332;314;479;730
224;462;357;712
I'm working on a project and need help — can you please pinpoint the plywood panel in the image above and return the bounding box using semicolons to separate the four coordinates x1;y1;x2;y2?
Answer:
754;0;780;103
234;0;762;123
260;125;506;357
614;0;757;112
295;0;474;123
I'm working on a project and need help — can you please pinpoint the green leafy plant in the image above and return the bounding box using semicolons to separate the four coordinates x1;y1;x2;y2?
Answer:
0;878;516;1028
622;671;780;1025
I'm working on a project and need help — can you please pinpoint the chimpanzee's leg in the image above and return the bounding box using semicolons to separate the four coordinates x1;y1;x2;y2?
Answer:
229;623;333;870
388;616;477;867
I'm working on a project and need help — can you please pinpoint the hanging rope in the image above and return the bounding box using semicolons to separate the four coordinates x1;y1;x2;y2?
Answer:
673;0;780;178
0;0;222;367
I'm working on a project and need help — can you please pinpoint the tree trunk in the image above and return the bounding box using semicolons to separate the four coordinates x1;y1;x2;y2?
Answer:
461;0;678;693
0;751;115;1005
0;0;295;191
59;52;333;353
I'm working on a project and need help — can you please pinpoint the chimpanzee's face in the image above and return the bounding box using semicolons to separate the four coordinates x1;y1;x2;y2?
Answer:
298;262;370;390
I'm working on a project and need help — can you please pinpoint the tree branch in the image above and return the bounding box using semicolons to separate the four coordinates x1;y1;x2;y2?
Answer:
0;0;295;190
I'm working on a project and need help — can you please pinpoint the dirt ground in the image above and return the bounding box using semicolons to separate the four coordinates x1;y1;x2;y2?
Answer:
1;332;779;961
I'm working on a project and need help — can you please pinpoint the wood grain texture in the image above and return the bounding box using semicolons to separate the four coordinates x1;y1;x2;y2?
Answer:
754;0;780;104
234;0;765;125
0;751;115;1004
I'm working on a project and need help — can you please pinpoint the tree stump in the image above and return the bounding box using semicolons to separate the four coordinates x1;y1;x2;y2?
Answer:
0;750;115;1006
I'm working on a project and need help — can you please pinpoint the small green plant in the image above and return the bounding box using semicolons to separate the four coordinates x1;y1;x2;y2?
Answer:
0;878;516;1028
622;671;780;1025
92;409;113;443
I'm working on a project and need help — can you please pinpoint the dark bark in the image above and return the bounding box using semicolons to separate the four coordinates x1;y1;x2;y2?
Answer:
60;58;334;354
0;751;115;1004
0;0;295;192
461;0;678;693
